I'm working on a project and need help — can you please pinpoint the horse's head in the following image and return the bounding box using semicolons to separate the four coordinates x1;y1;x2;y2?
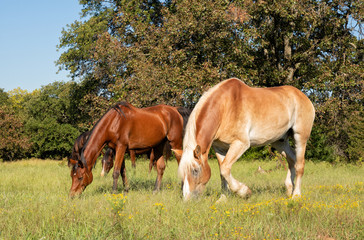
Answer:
101;148;114;177
69;156;93;198
179;145;211;201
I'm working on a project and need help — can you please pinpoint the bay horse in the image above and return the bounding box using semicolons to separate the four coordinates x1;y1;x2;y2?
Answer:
69;131;145;185
178;78;315;200
69;102;190;197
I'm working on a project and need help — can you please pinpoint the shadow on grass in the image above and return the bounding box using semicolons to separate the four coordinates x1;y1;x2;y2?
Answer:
204;184;286;198
250;184;286;195
94;178;180;194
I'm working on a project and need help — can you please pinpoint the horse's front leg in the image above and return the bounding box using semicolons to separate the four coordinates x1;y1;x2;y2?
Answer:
120;156;129;192
215;152;229;195
169;140;182;165
112;145;127;193
219;140;252;198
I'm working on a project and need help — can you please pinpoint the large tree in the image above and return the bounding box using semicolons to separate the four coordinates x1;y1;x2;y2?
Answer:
57;0;363;161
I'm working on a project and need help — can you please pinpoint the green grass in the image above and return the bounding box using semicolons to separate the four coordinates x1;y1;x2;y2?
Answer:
0;158;363;239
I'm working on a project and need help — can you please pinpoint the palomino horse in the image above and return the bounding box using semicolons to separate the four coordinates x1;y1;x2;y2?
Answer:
178;78;315;200
69;102;190;197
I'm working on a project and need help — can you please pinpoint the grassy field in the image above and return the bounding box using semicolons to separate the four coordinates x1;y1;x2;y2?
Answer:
0;157;363;239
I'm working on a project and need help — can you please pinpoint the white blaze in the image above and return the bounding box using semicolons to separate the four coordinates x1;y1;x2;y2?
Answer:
183;176;190;200
100;167;105;177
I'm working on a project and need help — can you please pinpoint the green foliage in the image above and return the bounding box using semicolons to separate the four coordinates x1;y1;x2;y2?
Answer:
306;125;335;162
0;88;9;105
23;82;80;159
0;106;32;161
54;0;363;163
25;118;79;159
346;111;364;162
1;0;362;162
239;146;270;161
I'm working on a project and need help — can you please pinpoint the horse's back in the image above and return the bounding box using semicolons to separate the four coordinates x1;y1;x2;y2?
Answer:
202;78;315;146
119;104;184;148
219;78;314;120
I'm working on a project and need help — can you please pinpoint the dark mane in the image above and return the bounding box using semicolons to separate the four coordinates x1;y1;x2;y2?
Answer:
113;101;131;118
177;107;192;137
68;131;90;166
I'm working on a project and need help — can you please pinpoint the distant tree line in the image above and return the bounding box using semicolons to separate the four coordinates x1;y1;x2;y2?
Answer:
0;0;362;162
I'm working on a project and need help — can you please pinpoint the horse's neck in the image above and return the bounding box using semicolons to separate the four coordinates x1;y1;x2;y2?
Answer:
84;113;117;170
194;100;222;154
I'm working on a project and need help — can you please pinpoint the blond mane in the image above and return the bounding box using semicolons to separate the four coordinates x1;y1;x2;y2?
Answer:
178;79;238;179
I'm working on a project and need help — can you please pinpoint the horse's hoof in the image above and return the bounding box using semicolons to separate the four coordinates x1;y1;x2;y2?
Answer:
215;194;227;204
237;185;252;199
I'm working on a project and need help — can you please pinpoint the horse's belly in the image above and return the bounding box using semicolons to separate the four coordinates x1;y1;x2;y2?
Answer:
249;126;289;147
128;124;166;149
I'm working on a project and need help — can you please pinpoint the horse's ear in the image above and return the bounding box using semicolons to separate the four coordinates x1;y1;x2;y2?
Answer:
78;159;84;168
194;145;202;163
68;157;77;168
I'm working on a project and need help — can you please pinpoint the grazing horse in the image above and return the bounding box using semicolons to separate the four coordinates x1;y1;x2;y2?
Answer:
178;78;315;201
100;148;116;176
68;132;120;177
69;102;191;197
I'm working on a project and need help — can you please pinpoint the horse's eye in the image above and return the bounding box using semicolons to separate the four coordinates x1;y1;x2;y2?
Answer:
78;176;83;181
192;168;199;177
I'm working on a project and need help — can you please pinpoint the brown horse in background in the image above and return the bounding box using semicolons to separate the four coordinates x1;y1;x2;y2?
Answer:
69;102;191;197
100;148;140;177
101;142;172;177
178;78;315;200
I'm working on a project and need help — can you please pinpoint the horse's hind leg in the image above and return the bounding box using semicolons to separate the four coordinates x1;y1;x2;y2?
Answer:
130;150;136;168
292;133;309;198
271;140;296;197
272;132;309;198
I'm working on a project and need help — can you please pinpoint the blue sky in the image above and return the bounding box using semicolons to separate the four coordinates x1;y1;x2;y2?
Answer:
0;1;83;92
